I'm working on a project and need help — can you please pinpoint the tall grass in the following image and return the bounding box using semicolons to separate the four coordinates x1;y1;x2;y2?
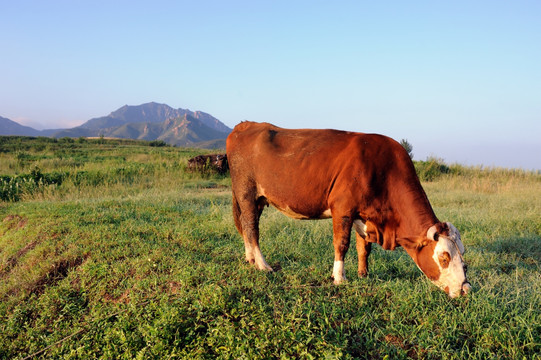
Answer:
0;136;224;202
0;136;539;359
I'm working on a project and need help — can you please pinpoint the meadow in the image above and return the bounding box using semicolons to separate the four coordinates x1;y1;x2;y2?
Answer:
0;136;539;359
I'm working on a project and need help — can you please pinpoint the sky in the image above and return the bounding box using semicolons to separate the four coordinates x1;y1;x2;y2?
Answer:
1;0;540;169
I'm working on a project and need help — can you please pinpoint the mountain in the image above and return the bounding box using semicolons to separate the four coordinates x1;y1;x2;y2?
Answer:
0;116;42;136
97;114;230;147
52;114;230;148
79;102;231;134
1;103;232;149
53;103;232;147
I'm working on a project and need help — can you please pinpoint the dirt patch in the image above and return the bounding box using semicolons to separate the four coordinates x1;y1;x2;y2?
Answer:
0;240;39;278
168;281;183;294
103;288;131;304
2;215;28;230
29;256;87;296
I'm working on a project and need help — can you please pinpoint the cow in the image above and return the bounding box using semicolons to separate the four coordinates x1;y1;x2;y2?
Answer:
187;154;228;174
226;121;471;298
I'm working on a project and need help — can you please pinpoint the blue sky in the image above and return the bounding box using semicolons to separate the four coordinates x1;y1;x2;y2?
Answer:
1;0;540;169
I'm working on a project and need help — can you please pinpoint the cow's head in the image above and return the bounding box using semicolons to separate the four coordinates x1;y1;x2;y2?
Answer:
398;222;471;298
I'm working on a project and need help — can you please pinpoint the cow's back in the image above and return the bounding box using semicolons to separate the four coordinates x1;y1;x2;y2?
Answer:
227;122;388;219
227;121;437;241
227;121;399;179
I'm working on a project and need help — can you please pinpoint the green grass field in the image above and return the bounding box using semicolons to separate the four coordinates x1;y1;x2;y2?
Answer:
1;136;540;359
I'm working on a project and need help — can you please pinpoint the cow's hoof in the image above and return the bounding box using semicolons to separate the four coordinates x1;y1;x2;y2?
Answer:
258;264;274;272
255;259;273;272
332;276;347;285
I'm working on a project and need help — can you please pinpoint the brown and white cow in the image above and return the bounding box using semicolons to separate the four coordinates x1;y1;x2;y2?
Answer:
226;121;471;298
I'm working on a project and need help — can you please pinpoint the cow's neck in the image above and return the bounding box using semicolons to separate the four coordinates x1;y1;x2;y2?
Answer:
391;177;439;238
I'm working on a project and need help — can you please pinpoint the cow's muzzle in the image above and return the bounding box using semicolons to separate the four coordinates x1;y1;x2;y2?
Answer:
448;281;471;298
461;281;472;296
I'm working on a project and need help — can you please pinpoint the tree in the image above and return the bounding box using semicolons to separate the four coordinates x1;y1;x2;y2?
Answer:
400;139;414;159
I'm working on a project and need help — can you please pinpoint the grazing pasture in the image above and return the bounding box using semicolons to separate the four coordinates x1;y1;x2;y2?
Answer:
0;136;540;359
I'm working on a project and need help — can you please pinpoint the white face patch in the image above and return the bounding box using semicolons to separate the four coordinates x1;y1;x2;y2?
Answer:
431;237;468;298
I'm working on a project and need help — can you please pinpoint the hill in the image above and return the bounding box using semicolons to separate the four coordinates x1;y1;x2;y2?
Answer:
54;114;229;148
53;102;232;147
0;116;42;136
77;102;231;134
1;103;232;148
103;114;230;147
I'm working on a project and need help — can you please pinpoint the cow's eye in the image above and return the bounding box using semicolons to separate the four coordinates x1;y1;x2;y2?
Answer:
438;252;451;268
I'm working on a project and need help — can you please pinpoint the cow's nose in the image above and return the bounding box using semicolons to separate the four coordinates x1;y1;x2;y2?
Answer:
461;282;472;295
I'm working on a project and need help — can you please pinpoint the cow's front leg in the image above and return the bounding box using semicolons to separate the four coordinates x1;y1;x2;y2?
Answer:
331;215;353;284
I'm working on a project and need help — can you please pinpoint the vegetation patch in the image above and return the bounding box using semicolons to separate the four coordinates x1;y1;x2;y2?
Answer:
0;136;539;359
414;157;451;181
0;240;37;278
29;256;87;297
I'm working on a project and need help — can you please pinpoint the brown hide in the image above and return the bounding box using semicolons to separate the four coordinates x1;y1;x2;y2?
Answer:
226;121;439;247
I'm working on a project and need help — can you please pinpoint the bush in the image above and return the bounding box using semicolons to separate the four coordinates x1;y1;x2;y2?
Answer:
72;170;106;187
414;157;450;181
0;167;67;201
149;140;168;147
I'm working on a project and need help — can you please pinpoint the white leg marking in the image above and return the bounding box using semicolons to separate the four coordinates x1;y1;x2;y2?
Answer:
253;247;273;271
332;260;346;284
243;238;255;262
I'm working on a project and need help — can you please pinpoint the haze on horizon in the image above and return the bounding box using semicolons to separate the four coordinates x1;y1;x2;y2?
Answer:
1;1;540;170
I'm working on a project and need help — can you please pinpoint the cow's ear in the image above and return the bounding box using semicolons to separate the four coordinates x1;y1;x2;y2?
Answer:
428;222;451;241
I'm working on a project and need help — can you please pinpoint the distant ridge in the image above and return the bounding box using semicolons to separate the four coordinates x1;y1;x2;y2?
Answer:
67;114;231;147
79;102;231;134
0;103;232;149
0;116;42;136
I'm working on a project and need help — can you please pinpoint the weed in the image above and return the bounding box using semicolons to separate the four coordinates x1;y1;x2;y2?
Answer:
0;136;539;359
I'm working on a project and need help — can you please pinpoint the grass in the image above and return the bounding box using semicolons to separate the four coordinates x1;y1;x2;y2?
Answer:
0;136;540;359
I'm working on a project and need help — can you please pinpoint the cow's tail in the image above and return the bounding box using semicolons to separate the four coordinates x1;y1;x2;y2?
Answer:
232;190;243;236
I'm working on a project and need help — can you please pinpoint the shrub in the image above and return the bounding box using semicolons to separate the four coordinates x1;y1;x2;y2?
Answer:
414;157;450;181
0;168;67;201
149;140;168;147
72;170;106;187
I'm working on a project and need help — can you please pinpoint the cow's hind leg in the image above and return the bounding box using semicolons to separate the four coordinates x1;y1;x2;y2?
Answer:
232;191;253;263
236;194;272;271
331;214;353;284
354;220;371;277
232;191;243;236
355;233;372;277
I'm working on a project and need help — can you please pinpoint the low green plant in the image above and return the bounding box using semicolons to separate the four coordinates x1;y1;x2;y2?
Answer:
0;137;539;359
